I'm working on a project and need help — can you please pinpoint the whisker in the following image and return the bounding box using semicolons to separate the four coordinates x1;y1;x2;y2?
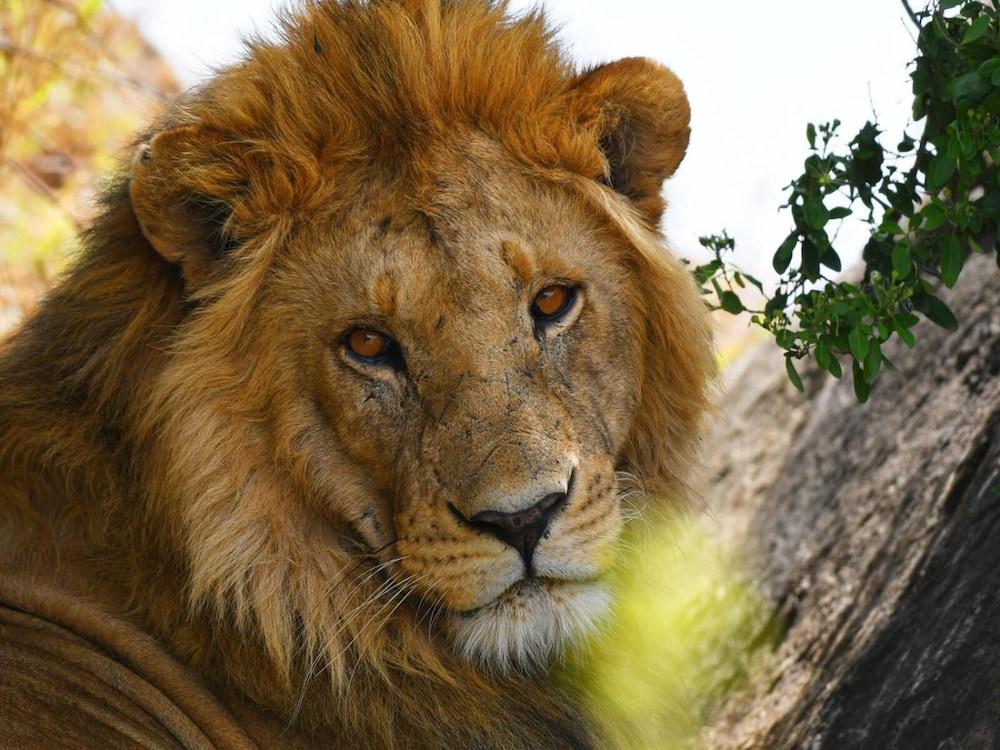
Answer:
306;571;423;702
290;551;412;718
335;572;426;671
343;573;428;694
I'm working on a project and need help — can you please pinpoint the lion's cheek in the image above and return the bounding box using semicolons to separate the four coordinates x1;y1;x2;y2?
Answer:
316;383;409;488
534;494;623;579
395;536;522;612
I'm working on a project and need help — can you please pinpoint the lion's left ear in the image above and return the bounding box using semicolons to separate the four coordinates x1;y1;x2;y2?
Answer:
571;57;691;226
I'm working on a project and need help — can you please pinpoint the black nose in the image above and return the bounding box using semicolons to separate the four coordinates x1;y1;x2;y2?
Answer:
470;492;567;570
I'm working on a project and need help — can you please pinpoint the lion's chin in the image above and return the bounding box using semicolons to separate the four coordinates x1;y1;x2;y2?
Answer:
445;578;611;673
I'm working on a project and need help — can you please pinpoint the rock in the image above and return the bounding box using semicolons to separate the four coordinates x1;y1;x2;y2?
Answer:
699;252;1000;749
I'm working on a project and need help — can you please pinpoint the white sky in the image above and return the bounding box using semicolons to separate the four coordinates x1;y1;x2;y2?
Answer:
110;0;920;281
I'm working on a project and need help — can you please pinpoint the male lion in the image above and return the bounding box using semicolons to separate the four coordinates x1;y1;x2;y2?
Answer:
0;1;713;747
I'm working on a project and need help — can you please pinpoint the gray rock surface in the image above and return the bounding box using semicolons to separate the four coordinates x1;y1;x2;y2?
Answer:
699;253;1000;749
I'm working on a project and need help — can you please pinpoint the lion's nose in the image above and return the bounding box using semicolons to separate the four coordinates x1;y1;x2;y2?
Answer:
470;491;567;571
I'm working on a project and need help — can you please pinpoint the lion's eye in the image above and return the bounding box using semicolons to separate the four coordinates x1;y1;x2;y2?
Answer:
345;329;393;361
531;285;577;323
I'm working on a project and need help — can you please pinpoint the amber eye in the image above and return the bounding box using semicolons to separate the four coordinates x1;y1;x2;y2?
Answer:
346;328;392;361
531;284;577;323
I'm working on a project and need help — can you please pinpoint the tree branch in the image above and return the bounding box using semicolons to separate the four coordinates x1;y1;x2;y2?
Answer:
901;0;922;30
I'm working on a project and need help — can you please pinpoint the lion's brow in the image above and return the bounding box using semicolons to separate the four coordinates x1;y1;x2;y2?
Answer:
499;240;536;288
371;272;398;319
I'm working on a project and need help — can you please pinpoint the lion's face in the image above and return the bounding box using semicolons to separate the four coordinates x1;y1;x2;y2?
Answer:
264;136;637;669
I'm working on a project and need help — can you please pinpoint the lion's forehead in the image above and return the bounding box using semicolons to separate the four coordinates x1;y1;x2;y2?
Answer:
284;170;607;343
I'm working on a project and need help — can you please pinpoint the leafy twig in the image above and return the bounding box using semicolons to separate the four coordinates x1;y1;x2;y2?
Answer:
687;1;999;402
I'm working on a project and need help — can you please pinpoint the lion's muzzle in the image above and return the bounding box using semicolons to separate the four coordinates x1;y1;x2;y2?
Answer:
451;470;572;573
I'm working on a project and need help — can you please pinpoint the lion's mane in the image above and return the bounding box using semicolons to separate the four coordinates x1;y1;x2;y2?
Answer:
0;1;713;746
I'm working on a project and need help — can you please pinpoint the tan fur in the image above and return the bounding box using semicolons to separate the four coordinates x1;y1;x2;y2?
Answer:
0;1;713;747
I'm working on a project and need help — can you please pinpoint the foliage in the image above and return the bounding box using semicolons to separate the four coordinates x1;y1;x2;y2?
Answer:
563;517;774;749
689;1;999;402
0;0;174;286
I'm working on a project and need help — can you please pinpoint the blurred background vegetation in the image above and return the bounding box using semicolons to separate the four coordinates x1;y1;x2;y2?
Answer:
565;517;775;749
0;0;175;330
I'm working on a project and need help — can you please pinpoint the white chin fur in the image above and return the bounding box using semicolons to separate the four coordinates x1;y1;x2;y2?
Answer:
447;579;611;673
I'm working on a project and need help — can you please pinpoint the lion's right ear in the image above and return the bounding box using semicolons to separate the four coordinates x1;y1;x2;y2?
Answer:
571;58;691;227
129;126;245;285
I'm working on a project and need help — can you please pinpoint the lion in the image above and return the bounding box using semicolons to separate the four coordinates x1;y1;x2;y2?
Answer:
0;1;713;747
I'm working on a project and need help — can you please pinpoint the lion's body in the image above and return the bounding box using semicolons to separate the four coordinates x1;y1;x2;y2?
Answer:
0;576;257;749
0;1;712;747
0;576;586;749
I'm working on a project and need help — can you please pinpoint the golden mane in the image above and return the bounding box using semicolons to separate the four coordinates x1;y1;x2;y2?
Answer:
149;0;689;240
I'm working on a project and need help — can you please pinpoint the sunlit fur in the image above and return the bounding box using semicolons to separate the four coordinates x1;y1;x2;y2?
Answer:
0;1;714;746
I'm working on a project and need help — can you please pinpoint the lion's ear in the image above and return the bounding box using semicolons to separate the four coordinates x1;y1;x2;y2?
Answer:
129;126;245;285
572;57;691;226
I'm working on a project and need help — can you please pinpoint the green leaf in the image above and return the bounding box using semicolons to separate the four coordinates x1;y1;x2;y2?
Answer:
894;321;916;348
828;207;852;220
864;343;882;382
719;291;745;315
815;339;831;370
821;249;842;272
962;15;991;45
806;123;817;149
693;260;722;285
924;295;959;330
981;191;1000;215
785;357;804;393
951;72;991;103
939;0;963;8
852;360;871;404
920;203;948;232
827;355;843;379
892;243;912;279
927;153;956;190
765;292;788;317
986;92;1000;115
940;235;964;288
773;234;798;274
804;199;829;230
816;340;843;379
849;326;870;361
801;239;821;281
742;273;764;292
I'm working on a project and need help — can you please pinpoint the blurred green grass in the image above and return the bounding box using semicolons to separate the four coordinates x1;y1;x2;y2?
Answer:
563;515;774;749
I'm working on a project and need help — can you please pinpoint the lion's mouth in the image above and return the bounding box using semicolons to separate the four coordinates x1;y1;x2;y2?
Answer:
443;577;611;672
456;577;544;618
452;575;600;618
